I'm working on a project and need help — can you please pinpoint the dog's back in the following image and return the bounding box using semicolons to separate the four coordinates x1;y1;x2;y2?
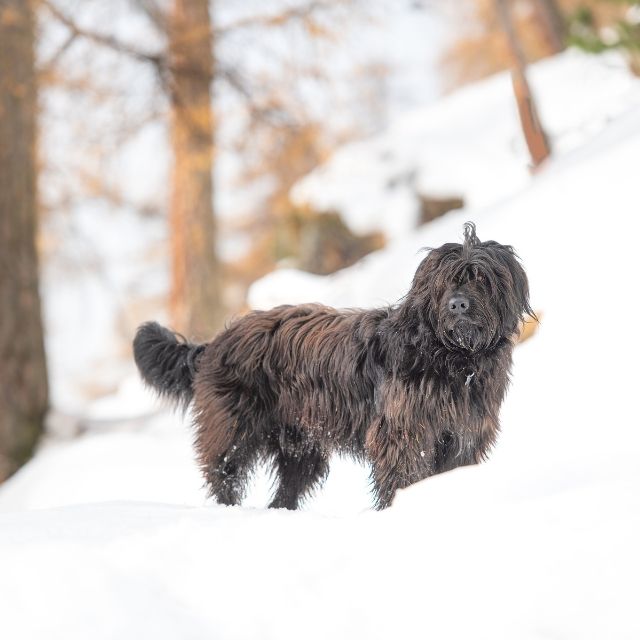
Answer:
134;304;388;508
194;304;385;453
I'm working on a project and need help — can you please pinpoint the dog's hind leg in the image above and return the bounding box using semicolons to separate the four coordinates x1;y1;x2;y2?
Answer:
201;432;262;507
267;427;330;510
268;448;330;510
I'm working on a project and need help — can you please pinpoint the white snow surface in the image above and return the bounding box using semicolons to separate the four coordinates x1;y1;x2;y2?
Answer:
3;51;640;638
291;50;640;239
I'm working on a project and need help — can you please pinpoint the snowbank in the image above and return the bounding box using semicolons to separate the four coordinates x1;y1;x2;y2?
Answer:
1;466;638;640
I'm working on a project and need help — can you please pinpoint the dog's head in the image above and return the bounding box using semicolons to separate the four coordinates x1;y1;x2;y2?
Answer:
406;222;534;353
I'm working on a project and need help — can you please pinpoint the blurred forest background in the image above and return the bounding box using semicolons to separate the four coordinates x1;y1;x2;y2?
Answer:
2;0;640;482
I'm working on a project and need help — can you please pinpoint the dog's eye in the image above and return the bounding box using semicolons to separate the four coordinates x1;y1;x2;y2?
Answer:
476;274;488;286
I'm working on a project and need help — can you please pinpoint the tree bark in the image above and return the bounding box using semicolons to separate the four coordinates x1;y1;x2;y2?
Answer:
168;0;223;339
495;0;551;168
532;0;566;55
0;0;49;481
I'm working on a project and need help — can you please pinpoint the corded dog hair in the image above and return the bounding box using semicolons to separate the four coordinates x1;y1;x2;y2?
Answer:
134;223;534;509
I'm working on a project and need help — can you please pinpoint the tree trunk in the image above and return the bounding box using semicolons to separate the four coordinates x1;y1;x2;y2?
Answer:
495;0;551;168
168;0;223;339
534;0;567;53
532;0;566;55
0;0;49;481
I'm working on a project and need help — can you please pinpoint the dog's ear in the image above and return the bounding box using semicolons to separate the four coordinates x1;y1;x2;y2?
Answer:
403;247;447;328
406;251;435;314
410;244;455;296
485;241;535;330
504;248;535;323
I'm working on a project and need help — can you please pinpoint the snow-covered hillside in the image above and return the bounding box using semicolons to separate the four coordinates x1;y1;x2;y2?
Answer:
290;51;640;239
2;50;640;639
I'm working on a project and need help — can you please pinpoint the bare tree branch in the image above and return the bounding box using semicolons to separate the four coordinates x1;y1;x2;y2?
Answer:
532;0;566;54
41;0;165;67
215;0;350;36
39;30;78;75
131;0;169;33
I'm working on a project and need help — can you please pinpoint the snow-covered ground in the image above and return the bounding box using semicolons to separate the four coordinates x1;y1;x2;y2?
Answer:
2;50;640;639
291;50;640;239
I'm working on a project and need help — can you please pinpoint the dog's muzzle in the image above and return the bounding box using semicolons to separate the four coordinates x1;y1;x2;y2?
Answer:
448;320;483;352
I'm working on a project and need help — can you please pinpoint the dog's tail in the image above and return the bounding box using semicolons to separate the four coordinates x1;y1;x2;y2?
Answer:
133;321;206;407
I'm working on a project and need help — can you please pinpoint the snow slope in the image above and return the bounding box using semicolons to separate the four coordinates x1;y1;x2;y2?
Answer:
2;51;640;639
1;473;638;640
291;50;640;239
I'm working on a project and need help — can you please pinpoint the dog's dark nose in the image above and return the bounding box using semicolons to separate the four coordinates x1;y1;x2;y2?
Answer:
448;294;470;315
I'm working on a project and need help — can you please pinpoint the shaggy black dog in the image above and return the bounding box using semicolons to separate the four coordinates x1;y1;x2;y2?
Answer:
134;223;533;509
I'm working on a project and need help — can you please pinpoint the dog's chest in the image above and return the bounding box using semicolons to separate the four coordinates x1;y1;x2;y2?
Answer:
376;343;511;437
436;369;478;413
421;361;503;434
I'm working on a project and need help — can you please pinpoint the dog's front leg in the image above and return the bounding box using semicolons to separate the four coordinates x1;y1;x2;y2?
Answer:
434;420;499;474
365;417;436;509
